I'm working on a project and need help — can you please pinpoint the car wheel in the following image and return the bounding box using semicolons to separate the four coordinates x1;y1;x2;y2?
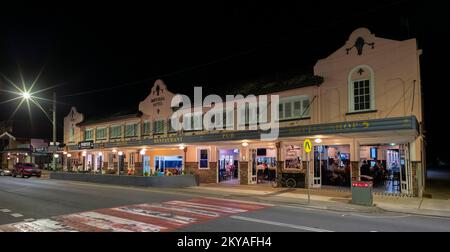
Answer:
0;171;4;176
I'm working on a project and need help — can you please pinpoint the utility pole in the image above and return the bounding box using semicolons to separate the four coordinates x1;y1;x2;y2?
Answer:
52;91;56;171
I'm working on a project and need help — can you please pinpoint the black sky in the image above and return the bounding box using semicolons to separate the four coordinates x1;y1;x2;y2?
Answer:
0;1;447;162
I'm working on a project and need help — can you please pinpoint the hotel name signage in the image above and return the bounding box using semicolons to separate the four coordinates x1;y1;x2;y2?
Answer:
151;97;165;107
68;116;418;150
78;141;94;149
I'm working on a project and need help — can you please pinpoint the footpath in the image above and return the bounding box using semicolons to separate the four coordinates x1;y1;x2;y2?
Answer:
175;183;450;218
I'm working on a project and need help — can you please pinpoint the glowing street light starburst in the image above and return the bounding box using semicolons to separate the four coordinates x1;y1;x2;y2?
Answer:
0;67;60;123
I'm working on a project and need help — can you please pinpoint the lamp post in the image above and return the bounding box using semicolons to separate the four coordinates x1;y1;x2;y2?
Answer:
52;92;56;171
20;90;57;171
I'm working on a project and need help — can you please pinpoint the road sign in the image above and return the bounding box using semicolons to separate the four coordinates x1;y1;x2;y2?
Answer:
304;139;312;153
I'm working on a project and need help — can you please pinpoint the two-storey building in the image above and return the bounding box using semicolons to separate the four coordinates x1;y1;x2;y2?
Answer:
64;28;424;196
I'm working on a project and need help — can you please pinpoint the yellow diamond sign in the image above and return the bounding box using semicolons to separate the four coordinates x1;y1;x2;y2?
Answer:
304;139;312;153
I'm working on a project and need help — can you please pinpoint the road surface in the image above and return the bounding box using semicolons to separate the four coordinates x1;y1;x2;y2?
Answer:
1;176;450;232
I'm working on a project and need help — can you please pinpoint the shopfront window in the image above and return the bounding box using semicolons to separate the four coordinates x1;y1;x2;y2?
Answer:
155;156;183;175
285;145;303;171
199;149;209;169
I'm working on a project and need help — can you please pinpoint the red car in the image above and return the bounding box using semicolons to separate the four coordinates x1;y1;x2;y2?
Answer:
12;163;42;178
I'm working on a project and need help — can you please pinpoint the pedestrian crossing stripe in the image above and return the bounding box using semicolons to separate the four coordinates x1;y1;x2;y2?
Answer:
0;198;270;232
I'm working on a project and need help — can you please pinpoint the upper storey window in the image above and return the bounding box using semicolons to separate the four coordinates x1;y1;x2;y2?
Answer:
278;96;310;121
348;65;375;113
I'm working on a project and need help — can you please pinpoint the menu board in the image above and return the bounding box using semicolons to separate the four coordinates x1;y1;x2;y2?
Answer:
285;145;303;171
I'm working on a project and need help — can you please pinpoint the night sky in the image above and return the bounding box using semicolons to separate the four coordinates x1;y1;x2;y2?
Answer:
0;1;447;163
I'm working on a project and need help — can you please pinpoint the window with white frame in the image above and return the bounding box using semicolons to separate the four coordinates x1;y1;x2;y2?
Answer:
84;129;94;141
142;121;151;135
348;65;375;113
153;120;165;134
110;125;122;139
199;149;209;169
238;104;258;126
183;112;203;131
96;127;107;140
125;123;138;137
278;96;310;121
167;119;176;132
223;109;234;128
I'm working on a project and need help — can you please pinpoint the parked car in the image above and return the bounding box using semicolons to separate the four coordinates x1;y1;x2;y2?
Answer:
12;163;42;178
0;169;12;176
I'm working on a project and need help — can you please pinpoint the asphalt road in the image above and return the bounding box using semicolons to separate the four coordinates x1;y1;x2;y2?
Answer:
1;176;450;232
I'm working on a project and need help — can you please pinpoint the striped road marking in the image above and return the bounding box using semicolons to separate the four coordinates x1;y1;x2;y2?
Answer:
230;216;334;232
11;213;24;218
0;198;270;232
0;209;11;213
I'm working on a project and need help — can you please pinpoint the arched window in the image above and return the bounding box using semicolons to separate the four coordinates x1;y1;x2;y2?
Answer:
348;65;375;113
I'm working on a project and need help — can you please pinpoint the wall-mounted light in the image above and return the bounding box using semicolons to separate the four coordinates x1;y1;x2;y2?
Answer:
118;151;124;156
179;144;185;150
98;152;103;157
242;142;249;147
82;151;87;157
67;154;72;158
112;149;117;153
390;143;396;146
63;151;68;155
54;154;59;158
140;149;146;155
314;138;323;144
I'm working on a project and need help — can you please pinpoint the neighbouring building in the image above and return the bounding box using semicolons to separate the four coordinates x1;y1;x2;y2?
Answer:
63;28;424;196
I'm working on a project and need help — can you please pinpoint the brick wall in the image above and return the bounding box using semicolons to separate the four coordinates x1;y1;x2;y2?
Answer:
351;161;360;181
411;161;420;197
185;162;217;184
239;161;249;185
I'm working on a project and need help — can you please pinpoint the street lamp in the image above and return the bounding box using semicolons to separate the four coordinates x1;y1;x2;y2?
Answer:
22;91;31;100
1;72;59;171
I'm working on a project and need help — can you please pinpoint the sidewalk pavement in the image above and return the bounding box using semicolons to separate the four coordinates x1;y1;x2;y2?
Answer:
178;184;450;218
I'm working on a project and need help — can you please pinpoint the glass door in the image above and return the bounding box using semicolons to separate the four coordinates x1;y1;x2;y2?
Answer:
313;146;323;188
250;149;257;184
399;144;411;194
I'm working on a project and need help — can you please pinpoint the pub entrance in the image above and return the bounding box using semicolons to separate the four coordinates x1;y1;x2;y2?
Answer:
313;145;351;189
217;149;239;184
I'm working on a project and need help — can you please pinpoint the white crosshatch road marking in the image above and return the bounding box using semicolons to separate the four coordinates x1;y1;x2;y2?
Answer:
0;198;271;232
11;213;24;218
0;209;11;213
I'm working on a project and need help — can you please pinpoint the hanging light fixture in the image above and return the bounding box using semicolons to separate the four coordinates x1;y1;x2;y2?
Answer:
140;149;146;155
242;141;249;147
315;138;323;144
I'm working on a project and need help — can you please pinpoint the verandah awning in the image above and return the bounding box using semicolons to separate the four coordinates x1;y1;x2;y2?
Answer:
68;116;419;151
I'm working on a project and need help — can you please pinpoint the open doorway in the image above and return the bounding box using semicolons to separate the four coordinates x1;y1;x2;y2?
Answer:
218;149;239;184
314;145;351;188
360;145;408;194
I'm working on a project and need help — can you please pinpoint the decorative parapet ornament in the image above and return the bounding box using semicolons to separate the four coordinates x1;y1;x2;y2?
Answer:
346;37;375;55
